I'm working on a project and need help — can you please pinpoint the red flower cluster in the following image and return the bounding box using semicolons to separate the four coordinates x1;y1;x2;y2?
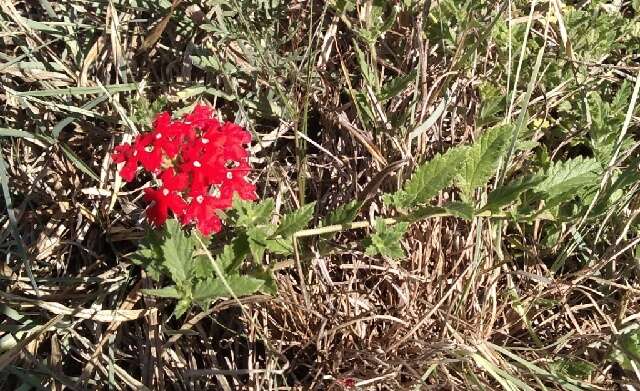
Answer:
112;105;257;235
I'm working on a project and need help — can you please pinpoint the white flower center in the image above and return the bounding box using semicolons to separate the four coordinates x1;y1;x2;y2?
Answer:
155;133;162;140
133;150;138;157
144;145;154;153
201;138;209;144
196;195;204;203
226;172;233;179
211;186;221;198
193;161;202;168
162;188;169;196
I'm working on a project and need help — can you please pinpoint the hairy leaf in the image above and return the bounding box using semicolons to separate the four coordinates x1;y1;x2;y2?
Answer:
232;196;275;228
482;176;543;213
457;125;512;200
160;219;194;284
193;275;264;302
442;201;475;221
364;219;409;259
142;286;181;298
387;146;468;209
323;200;363;226
533;157;600;201
275;202;316;237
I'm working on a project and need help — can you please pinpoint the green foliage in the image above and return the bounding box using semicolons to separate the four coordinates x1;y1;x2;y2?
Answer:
275;202;316;237
482;176;543;213
133;219;272;318
531;157;600;206
364;219;409;259
323;200;363;226
549;358;595;381
456;125;512;201
611;327;640;372
385;146;468;209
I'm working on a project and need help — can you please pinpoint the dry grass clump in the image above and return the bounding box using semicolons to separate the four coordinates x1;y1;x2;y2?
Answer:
2;0;640;390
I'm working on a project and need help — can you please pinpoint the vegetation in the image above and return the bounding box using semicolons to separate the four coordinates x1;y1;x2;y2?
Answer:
1;0;640;389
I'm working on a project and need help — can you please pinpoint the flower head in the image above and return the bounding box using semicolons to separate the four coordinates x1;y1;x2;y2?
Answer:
113;104;257;234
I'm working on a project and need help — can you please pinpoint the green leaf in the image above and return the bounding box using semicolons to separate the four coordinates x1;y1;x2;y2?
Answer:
192;255;214;280
364;219;409;259
275;202;316;237
533;157;600;202
457;125;512;200
192;278;226;301
378;70;417;101
265;238;294;255
232;196;275;228
251;269;278;295
246;226;269;263
482;176;543;213
193;275;264;302
442;201;474;220
611;327;640;371
386;146;468;209
323;200;363;226
142;286;181;298
173;298;191;318
160;219;194;284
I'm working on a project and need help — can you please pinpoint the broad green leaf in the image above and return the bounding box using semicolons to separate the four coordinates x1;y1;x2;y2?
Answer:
442;202;474;221
611;327;640;371
232;196;275;228
275;202;316;237
192;255;214;279
226;275;265;297
160;219;194;284
173;298;191;318
386;146;468;209
265;238;293;255
533;157;600;201
246;226;269;263
142;286;181;298
193;275;264;302
402;205;448;223
364;219;409;259
251;269;278;295
482;176;543;213
192;278;226;301
457;125;512;200
323;200;362;226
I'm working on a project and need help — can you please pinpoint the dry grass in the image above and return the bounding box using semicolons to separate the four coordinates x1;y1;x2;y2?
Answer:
1;0;640;390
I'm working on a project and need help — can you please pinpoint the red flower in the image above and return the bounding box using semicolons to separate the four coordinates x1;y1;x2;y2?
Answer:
143;187;187;227
113;104;257;235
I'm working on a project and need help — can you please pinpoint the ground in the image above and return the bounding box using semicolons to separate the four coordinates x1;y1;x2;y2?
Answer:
1;0;640;390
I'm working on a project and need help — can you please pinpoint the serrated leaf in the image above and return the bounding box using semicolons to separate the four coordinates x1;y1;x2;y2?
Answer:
192;255;214;279
275;202;316;237
324;200;363;226
246;226;269;263
442;202;474;220
160;219;194;284
482;176;544;213
251;269;278;295
533;157;600;201
457;125;512;200
232;196;275;228
387;146;468;209
142;286;181;298
193;275;264;302
364;219;409;259
192;279;226;301
173;298;191;318
265;238;293;255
